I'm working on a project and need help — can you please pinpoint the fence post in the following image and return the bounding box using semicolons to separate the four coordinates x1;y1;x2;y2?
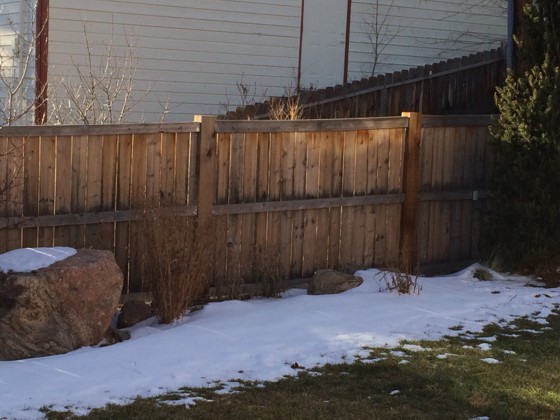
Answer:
400;112;422;270
194;115;217;285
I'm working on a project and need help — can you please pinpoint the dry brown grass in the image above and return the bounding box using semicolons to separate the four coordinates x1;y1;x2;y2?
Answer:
268;89;303;120
378;253;421;295
140;205;213;323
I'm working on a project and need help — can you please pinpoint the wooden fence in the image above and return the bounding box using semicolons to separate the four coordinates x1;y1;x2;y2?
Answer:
226;48;505;120
0;114;494;294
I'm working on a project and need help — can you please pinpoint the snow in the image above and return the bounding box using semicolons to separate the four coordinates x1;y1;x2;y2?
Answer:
0;256;559;418
0;247;76;273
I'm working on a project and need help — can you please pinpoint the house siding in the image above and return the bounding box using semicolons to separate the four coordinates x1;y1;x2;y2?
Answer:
47;0;302;122
347;0;507;80
0;0;36;125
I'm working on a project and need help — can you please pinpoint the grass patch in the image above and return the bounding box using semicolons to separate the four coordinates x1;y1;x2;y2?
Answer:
43;308;560;419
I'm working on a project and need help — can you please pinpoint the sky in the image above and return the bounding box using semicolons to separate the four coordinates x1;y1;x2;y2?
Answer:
0;247;559;419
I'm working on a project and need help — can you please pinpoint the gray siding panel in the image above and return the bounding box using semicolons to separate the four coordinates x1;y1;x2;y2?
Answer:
48;0;301;123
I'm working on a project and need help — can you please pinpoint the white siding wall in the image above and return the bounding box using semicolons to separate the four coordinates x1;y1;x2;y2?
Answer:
348;0;507;80
0;0;36;125
48;0;302;123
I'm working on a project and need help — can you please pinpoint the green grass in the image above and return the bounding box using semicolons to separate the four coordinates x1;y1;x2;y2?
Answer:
44;307;560;419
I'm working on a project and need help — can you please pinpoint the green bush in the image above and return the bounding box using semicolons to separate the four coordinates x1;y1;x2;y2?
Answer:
488;1;560;284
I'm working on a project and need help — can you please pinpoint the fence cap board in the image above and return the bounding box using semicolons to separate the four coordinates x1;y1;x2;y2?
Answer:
0;122;201;137
216;117;409;133
422;115;496;128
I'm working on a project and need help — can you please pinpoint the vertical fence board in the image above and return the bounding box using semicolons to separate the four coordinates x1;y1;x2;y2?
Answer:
302;131;320;275
351;130;368;270
84;135;103;248
339;130;356;271
374;129;389;266
214;133;231;285
315;131;332;269
240;132;258;279
160;133;176;203
386;128;404;265
174;133;189;206
54;136;72;246
364;129;379;266
328;132;344;269
227;133;244;280
266;132;283;275
100;135;118;253
6;137;24;250
254;132;270;276
22;136;40;247
291;132;306;277
427;127;445;264
38;136;55;247
128;133;148;293
116;134;132;291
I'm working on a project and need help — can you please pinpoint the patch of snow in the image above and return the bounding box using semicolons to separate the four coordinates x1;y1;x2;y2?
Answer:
478;343;492;351
437;353;458;360
402;344;430;352
478;336;497;342
481;358;501;364
398;360;410;365
0;247;76;273
0;262;558;418
389;390;400;396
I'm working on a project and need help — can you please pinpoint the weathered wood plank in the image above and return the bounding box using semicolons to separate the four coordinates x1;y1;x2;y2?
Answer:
350;130;368;270
22;136;40;247
53;135;72;247
216;117;409;134
38;136;55;247
0;122;200;137
315;131;332;269
85;135;103;248
340;130;356;272
291;132;306;277
302;131;320;275
115;134;133;291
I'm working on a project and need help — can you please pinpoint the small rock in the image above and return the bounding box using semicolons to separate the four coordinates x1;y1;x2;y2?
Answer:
100;327;131;347
307;269;363;295
117;300;154;328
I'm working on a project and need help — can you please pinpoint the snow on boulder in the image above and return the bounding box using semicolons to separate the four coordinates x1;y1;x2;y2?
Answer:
0;249;123;361
0;247;76;272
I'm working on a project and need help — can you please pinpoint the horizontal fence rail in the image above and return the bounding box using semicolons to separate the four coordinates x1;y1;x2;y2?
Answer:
0;114;495;294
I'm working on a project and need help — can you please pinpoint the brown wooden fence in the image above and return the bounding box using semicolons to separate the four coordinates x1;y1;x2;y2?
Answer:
226;48;505;120
0;114;494;294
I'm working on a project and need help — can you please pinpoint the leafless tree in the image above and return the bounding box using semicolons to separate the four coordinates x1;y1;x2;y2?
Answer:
49;23;150;125
364;0;399;77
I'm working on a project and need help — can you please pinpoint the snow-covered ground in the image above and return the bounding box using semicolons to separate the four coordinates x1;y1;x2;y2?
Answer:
0;247;559;419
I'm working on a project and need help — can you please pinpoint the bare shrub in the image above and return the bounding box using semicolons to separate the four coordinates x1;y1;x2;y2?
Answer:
252;247;289;298
377;255;421;295
140;205;213;324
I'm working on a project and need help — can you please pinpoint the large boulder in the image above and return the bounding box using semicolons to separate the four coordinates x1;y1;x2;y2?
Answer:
0;249;123;360
308;269;363;295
